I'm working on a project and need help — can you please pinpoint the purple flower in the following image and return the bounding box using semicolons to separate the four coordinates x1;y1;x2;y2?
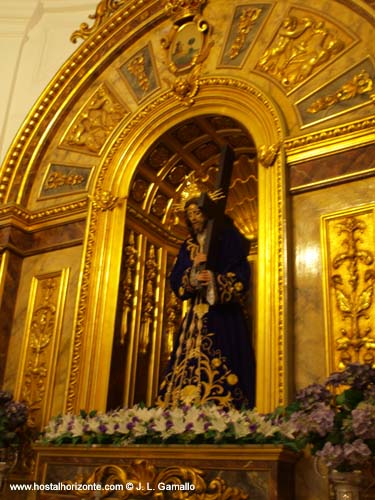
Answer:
296;384;332;409
316;442;345;469
343;439;371;466
289;403;334;437
4;401;28;428
327;363;375;390
352;404;375;439
0;391;13;405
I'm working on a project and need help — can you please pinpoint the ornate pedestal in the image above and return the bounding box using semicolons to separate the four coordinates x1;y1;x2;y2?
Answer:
31;444;298;499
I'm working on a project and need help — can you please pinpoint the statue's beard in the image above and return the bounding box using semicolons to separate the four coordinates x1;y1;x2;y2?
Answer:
192;220;207;235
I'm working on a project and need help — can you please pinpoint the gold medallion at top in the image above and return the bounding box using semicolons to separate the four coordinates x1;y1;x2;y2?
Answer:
164;0;207;21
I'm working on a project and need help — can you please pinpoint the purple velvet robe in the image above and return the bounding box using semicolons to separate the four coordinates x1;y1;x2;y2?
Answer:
157;221;255;409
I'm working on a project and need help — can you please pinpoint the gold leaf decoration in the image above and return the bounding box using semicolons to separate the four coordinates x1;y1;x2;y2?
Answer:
62;84;126;155
327;215;375;368
66;459;249;499
71;0;125;43
307;70;374;113
90;190;122;211
257;14;348;90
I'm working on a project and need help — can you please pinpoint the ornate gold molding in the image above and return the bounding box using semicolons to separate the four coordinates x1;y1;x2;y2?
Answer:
71;0;126;43
89;189;124;211
256;12;350;92
67;77;287;412
15;270;70;429
228;7;262;60
285;117;375;163
322;208;375;372
120;231;138;344
61;84;128;155
66;207;99;414
0;200;88;227
258;142;281;168
66;459;248;499
307;69;374;114
0;0;161;205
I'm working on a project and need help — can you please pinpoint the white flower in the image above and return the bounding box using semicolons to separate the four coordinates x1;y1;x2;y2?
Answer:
71;417;85;437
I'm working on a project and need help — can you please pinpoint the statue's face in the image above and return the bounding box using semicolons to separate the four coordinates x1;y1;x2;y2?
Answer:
186;203;206;234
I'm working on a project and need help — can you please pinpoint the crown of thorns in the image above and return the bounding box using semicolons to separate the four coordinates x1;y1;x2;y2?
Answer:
173;171;225;212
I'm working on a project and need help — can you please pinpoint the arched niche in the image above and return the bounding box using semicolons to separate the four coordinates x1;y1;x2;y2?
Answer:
107;112;258;409
0;2;294;423
69;80;291;414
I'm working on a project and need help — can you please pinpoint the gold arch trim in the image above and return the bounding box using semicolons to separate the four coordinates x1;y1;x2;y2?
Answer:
66;78;289;414
0;0;164;205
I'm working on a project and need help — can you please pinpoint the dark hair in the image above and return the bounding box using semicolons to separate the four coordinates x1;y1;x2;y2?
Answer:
183;198;206;236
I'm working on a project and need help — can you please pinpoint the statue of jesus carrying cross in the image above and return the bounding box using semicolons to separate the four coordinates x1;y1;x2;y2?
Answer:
156;145;256;409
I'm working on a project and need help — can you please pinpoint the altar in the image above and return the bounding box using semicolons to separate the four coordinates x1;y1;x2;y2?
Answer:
32;444;299;499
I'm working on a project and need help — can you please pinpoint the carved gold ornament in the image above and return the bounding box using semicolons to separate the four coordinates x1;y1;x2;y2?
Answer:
171;66;201;105
67;459;247;499
257;14;347;90
326;214;375;369
307;69;374;113
120;231;138;345
140;245;158;354
62;84;127;155
89;190;123;211
45;171;85;190
165;0;207;21
71;0;126;43
229;7;262;60
258;142;281;168
16;270;69;429
164;291;182;358
161;0;213;104
127;54;151;92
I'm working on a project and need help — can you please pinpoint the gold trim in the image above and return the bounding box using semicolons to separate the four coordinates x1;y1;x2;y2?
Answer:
284;117;375;163
65;460;248;499
0;1;163;205
0;200;88;222
66;78;289;413
34;443;299;465
71;0;126;43
37;162;94;201
0;250;9;302
65;204;98;413
321;205;375;374
14;269;70;429
290;168;375;195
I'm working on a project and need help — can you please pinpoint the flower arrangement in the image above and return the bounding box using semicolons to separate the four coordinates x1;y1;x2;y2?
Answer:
41;404;296;448
280;363;375;472
0;391;28;449
40;362;375;475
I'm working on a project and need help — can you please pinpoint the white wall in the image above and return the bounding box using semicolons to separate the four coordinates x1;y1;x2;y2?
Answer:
0;0;97;164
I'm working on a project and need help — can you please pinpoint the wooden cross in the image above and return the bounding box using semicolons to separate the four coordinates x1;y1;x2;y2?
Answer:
196;144;235;270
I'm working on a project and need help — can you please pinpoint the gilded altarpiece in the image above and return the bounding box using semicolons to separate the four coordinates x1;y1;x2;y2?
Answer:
14;270;70;429
322;206;375;373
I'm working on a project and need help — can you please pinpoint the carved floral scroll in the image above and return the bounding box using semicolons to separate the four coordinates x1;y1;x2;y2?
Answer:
322;208;375;371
